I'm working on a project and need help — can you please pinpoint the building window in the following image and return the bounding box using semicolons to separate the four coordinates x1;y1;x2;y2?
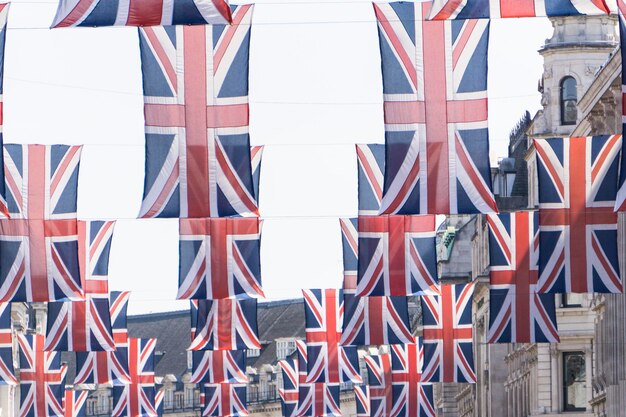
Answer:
560;76;577;125
247;349;260;358
563;352;586;411
562;293;583;308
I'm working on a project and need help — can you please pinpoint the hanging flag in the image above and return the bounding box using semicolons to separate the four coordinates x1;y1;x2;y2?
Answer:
296;383;341;417
178;218;263;300
535;136;622;293
74;291;131;386
363;354;392;417
190;300;199;341
354;385;370;417
340;220;413;346
112;338;157;417
202;384;248;417
189;299;260;351
17;334;67;417
302;289;362;384
427;0;610;19
138;5;258;219
487;212;559;343
374;3;495;215
357;215;438;296
616;1;626;212
341;284;412;346
63;389;89;417
421;283;476;383
45;299;114;351
279;358;300;417
251;146;264;207
357;144;385;216
190;350;247;384
389;341;435;417
0;303;15;385
79;220;115;298
0;4;9;219
0;144;83;302
289;340;342;417
154;390;164;417
51;0;231;27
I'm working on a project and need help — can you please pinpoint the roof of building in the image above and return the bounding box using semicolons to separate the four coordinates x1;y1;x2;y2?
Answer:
59;299;307;383
249;299;306;369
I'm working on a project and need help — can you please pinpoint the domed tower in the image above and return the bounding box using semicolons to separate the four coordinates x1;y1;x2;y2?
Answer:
531;15;618;137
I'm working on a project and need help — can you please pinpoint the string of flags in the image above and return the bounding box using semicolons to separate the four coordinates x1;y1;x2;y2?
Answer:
0;0;624;417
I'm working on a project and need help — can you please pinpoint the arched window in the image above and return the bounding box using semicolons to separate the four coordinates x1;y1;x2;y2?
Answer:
560;76;577;125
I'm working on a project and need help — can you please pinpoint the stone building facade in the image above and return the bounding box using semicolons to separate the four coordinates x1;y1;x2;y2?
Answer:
436;11;626;417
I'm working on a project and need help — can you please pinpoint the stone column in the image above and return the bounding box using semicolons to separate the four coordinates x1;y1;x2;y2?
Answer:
586;345;593;412
550;346;559;413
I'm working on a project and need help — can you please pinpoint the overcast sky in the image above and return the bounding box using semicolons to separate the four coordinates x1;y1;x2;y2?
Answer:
6;0;552;314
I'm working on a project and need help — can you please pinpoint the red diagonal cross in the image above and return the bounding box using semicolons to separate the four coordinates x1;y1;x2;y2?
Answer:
142;18;250;218
0;146;80;302
180;218;261;299
304;290;341;382
368;354;393;417
422;285;473;382
358;216;434;296
78;221;113;296
538;137;618;292
391;344;422;417
375;4;488;214
488;212;535;341
20;336;65;417
128;339;155;417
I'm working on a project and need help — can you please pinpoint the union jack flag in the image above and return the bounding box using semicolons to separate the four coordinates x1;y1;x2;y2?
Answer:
79;221;115;298
251;146;264;207
189;299;260;351
178;218;263;300
421;283;475;383
0;144;83;302
289;340;342;417
341;285;412;346
190;350;247;384
0;4;9;219
487;212;559;343
535;136;622;293
302;289;362;384
616;1;626;212
357;215;438;296
339;218;358;284
363;354;392;417
45;299;114;351
279;358;299;417
138;6;259;219
202;384;248;417
0;303;15;384
357;144;385;216
51;0;231;27
354;385;370;417
154;390;164;417
112;338;157;417
296;383;341;417
374;3;495;215
427;0;610;19
63;390;89;417
74;291;131;386
17;334;67;417
389;341;435;417
50;221;116;351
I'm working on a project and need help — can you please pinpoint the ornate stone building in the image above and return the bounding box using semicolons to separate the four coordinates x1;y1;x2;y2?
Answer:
436;11;626;417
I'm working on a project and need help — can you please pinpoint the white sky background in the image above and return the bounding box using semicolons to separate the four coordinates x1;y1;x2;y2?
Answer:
5;1;552;314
